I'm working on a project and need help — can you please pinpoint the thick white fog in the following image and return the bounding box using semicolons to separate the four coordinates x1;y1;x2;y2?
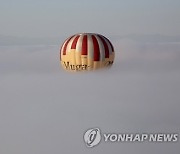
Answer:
0;39;180;154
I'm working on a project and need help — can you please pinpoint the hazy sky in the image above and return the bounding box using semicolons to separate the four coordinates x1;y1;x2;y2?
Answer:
0;1;180;153
0;0;180;37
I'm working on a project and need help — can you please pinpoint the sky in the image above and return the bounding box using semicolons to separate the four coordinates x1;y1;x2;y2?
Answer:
0;0;180;154
0;0;180;38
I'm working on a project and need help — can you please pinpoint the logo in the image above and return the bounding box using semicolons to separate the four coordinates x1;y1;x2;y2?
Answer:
84;128;101;147
83;128;179;148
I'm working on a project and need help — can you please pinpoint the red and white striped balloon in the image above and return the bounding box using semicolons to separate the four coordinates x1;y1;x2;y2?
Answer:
60;33;115;71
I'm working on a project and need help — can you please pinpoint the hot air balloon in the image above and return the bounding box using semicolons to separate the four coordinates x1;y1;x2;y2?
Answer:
60;33;115;71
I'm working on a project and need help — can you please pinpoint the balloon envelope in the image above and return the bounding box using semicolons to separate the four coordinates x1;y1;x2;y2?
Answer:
60;33;115;71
